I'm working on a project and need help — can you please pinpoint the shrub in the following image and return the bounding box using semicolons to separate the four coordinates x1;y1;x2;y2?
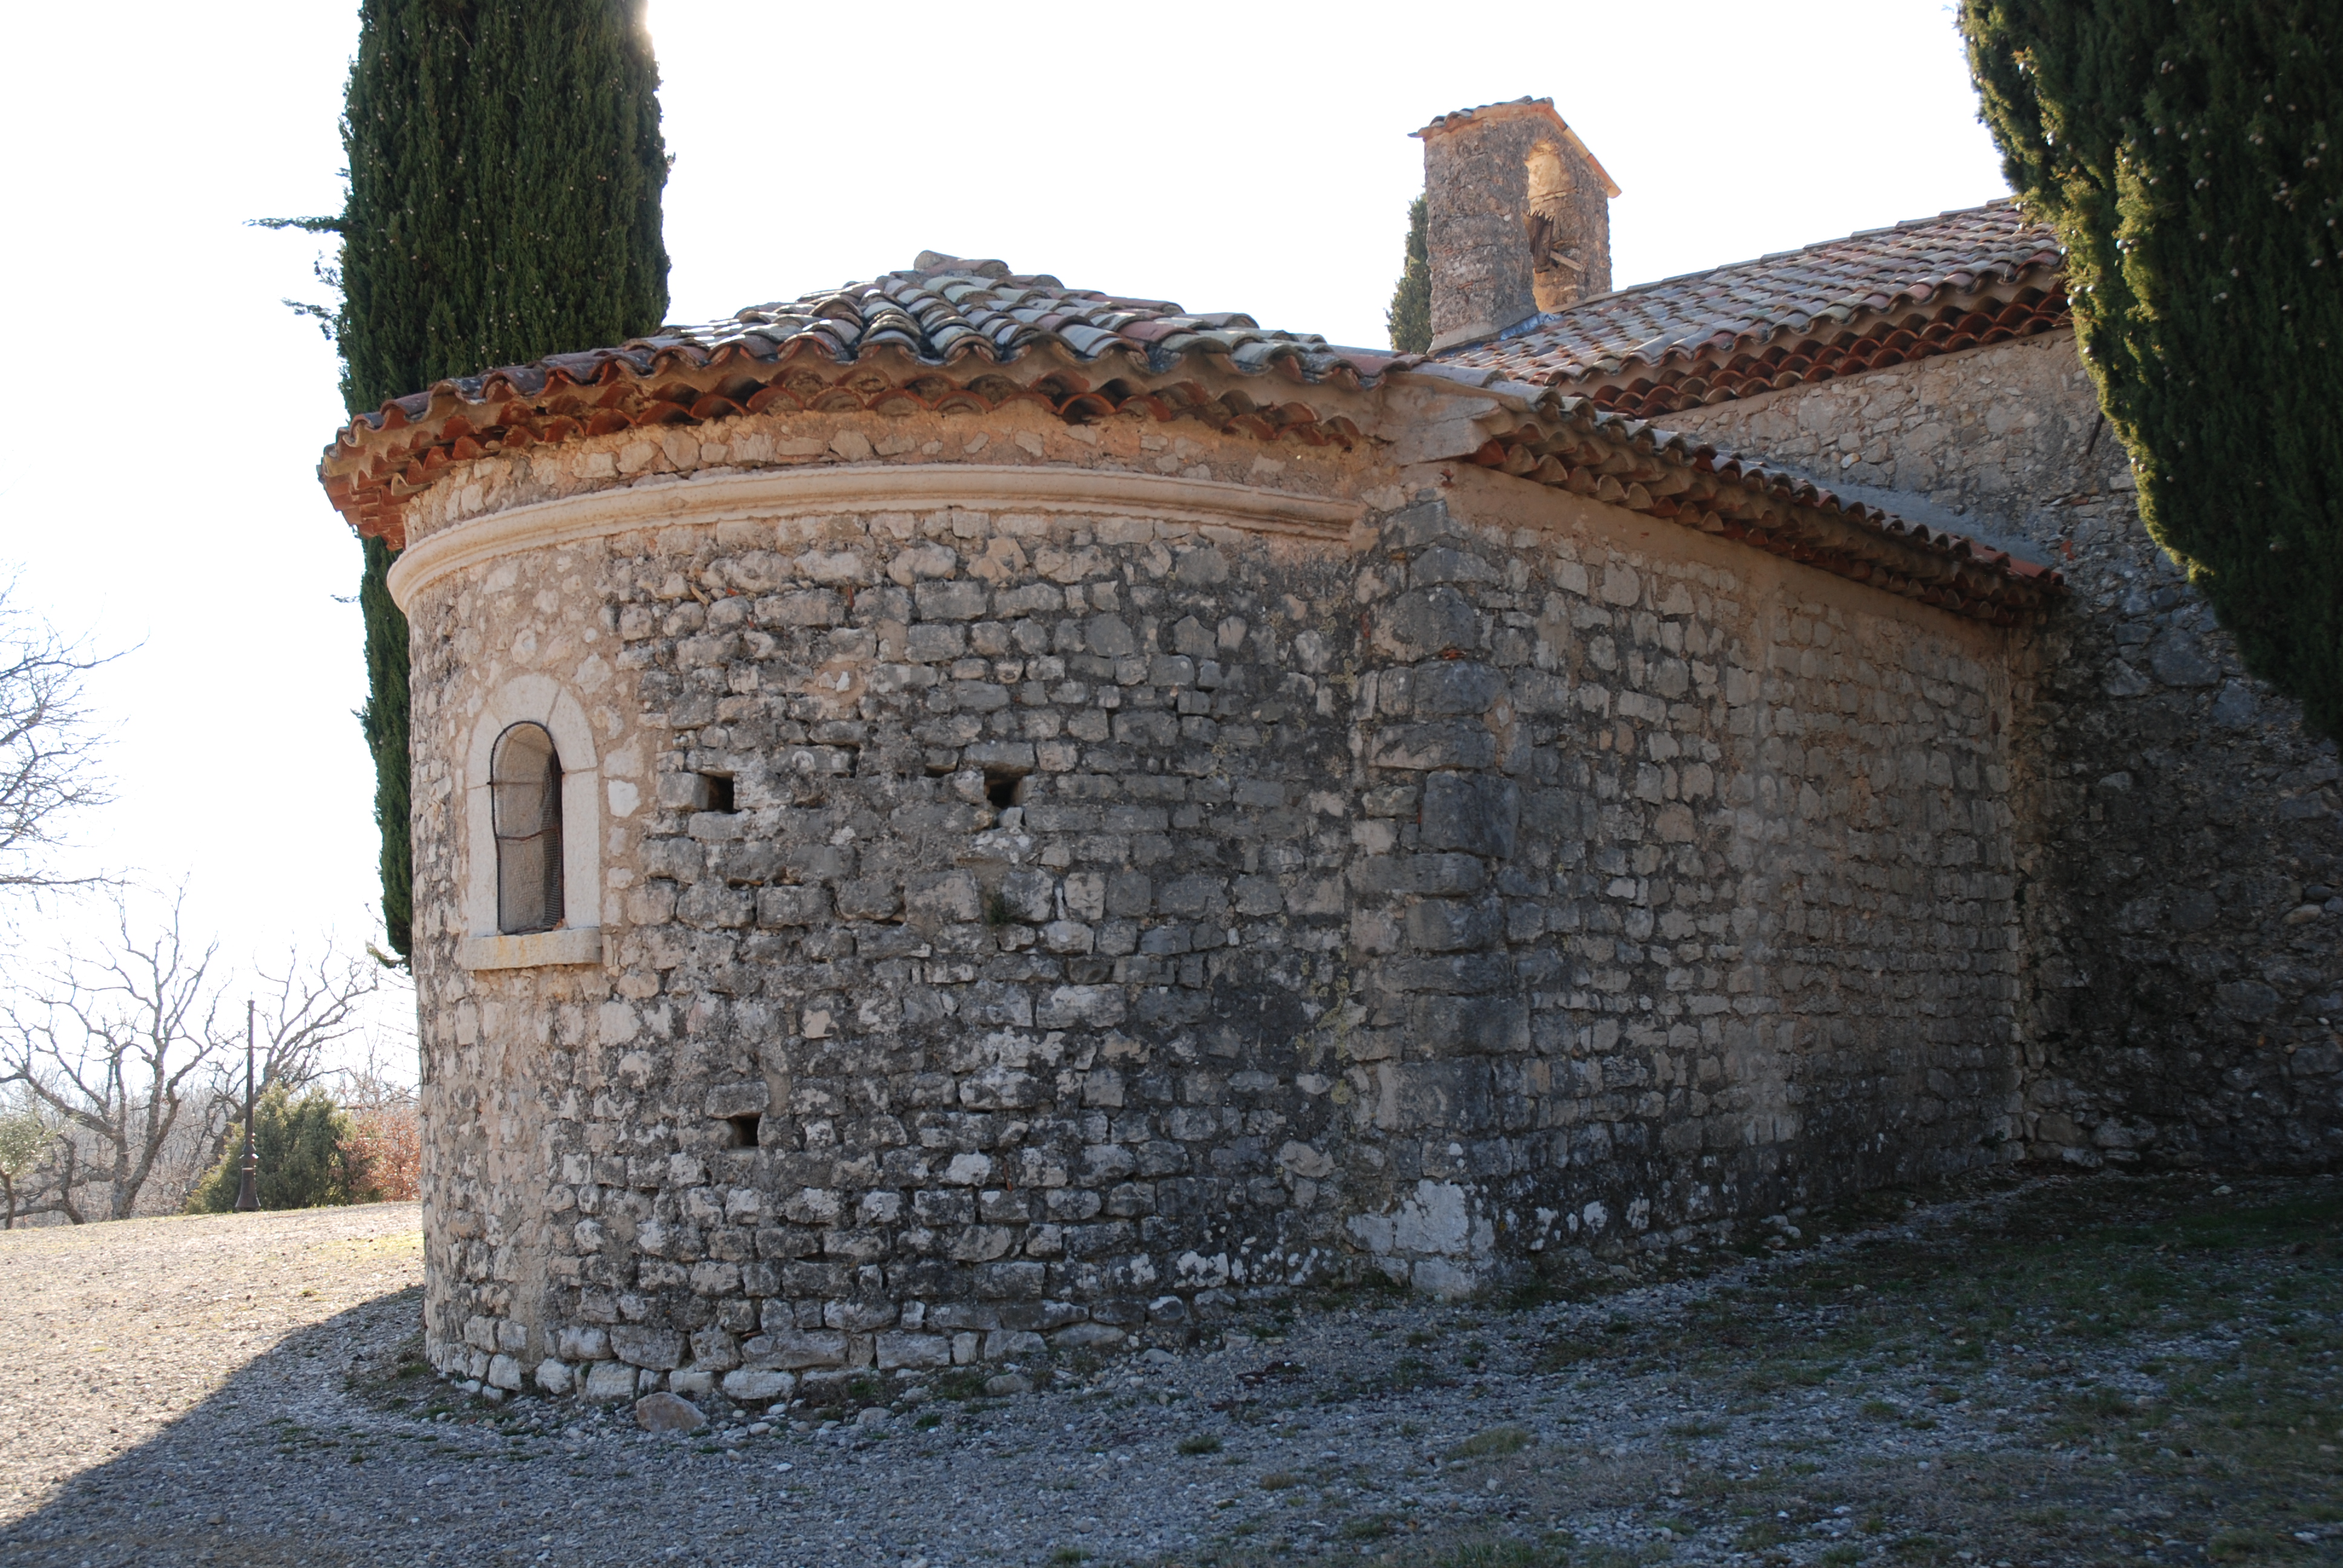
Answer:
341;1102;419;1201
188;1085;381;1212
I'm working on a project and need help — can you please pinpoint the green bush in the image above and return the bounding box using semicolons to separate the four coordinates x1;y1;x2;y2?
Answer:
189;1085;379;1212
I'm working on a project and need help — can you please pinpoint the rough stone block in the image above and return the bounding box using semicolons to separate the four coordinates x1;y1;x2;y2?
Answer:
719;1369;797;1403
609;1327;685;1370
1369;723;1496;772
1404;898;1501;953
634;1392;706;1432
758;886;831;927
704;1081;770;1119
906;872;981;923
875;1332;953;1370
743;1330;849;1369
1037;985;1127;1028
557;1325;609;1362
1419;772;1519;858
1375;588;1480;657
1047;1322;1126;1350
581;1361;640;1402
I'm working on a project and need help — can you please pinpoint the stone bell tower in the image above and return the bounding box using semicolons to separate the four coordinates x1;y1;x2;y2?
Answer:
1415;97;1620;352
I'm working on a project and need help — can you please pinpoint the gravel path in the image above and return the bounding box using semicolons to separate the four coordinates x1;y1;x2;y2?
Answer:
0;1178;2333;1567
0;1205;424;1525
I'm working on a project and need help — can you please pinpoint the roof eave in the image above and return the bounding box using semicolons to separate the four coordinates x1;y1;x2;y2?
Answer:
1376;366;2064;624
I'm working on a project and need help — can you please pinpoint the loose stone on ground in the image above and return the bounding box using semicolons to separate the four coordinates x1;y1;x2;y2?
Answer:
1;1178;2335;1566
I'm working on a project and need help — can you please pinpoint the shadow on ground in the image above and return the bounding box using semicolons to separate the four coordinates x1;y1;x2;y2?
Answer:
3;1173;2339;1568
1;1284;434;1568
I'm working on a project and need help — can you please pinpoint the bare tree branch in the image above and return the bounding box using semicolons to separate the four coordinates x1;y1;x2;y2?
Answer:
0;889;226;1221
0;573;119;893
186;947;382;1195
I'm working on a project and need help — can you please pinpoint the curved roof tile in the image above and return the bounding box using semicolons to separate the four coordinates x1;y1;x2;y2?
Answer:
1434;200;2067;413
342;253;1398;439
318;247;2062;621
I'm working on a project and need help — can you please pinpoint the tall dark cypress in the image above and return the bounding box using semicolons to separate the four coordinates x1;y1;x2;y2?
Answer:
1387;194;1432;354
337;1;669;958
1959;2;2343;739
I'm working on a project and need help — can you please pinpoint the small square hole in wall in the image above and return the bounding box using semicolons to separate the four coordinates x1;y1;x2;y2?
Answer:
723;1114;762;1149
983;768;1027;811
696;773;736;813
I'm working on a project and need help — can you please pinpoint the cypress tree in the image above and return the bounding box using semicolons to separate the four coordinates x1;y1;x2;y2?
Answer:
1959;3;2343;739
337;1;670;958
1388;194;1432;353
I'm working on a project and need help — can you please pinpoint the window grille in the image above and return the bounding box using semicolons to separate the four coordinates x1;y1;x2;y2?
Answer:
491;722;564;935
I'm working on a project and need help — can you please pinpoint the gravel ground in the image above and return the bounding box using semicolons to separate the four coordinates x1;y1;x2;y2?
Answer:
0;1175;2335;1568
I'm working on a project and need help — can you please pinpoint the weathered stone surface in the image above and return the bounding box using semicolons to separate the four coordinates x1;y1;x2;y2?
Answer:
1418;98;1613;349
609;1327;683;1370
397;342;2335;1391
1670;325;2342;1175
719;1369;796;1403
633;1392;706;1432
580;1362;638;1402
405;416;2034;1374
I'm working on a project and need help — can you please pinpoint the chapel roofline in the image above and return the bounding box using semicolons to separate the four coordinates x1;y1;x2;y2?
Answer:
1431;198;2070;418
315;252;2062;624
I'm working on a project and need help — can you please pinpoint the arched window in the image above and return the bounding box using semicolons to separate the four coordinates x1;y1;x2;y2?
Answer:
491;722;564;934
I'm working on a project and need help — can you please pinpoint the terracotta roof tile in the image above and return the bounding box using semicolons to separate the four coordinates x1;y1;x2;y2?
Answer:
1432;200;2068;417
316;247;2063;621
347;254;1396;441
320;253;1400;544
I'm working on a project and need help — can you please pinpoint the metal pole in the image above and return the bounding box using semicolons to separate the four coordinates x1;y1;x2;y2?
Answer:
234;998;259;1212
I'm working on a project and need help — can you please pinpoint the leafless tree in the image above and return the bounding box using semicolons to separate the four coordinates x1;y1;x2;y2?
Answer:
184;946;382;1191
0;575;116;895
0;890;228;1220
0;886;385;1220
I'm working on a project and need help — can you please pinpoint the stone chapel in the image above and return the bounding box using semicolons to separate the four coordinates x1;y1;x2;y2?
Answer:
319;97;2341;1402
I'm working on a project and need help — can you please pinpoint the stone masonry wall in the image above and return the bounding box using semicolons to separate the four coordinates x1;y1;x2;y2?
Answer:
1420;104;1611;350
404;405;2028;1407
1665;328;2343;1172
1338;467;2022;1296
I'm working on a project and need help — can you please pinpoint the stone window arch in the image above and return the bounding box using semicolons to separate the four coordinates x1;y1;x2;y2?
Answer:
459;676;602;970
491;722;565;934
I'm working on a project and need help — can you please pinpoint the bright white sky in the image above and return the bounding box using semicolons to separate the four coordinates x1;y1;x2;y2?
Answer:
0;1;2007;1063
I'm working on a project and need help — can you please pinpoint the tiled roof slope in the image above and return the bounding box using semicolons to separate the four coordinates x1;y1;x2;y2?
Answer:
317;250;2063;621
1434;200;2068;418
1417;364;2063;624
319;253;1399;542
696;253;1391;383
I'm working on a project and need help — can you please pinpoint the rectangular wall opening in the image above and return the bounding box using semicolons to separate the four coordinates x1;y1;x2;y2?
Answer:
696;773;736;813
